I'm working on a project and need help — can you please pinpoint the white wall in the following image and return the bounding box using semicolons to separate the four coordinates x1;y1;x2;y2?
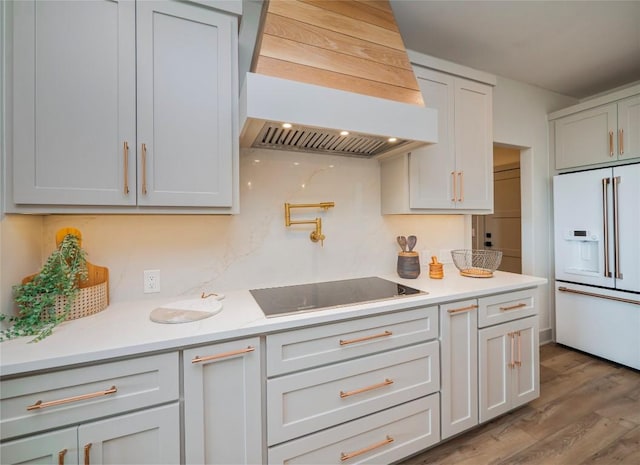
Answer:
0;149;465;311
492;76;577;342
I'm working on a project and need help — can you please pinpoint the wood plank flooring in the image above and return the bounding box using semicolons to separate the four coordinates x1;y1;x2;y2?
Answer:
400;343;640;465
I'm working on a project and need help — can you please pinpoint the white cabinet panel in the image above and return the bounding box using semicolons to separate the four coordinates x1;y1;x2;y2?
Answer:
136;1;234;207
478;288;536;328
267;341;439;445
79;404;180;465
268;395;440;465
618;95;640;160
12;0;136;205
440;299;478;439
183;338;262;465
479;316;539;423
0;428;79;465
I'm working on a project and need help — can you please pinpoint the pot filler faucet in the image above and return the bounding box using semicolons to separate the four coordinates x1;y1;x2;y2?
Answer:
284;202;335;246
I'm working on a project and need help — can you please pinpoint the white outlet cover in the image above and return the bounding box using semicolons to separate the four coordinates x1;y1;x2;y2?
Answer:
144;269;161;293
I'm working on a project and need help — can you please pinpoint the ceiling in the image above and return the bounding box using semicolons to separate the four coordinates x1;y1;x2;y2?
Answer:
390;0;640;100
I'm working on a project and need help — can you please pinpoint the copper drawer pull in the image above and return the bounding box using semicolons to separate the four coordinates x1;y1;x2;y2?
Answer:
58;449;68;465
515;330;522;367
123;141;130;195
558;286;640;305
84;443;91;465
141;143;148;194
340;435;394;462
340;378;393;398
451;171;457;202
499;303;527;311
192;346;255;364
447;304;478;314
508;332;515;368
619;128;624;155
27;386;117;411
340;330;392;346
458;171;464;202
609;130;614;156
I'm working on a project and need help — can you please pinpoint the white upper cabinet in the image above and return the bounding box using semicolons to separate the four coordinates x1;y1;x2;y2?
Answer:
12;0;136;206
381;67;493;214
553;89;640;170
8;0;238;212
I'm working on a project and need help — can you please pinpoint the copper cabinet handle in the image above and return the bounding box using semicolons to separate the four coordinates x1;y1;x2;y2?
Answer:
27;386;117;411
515;330;522;367
340;436;394;462
508;332;515;368
340;330;392;346
499;303;527;312
619;128;624;155
141;143;148;194
458;171;464;202
123;141;130;195
558;286;640;305
58;449;68;465
609;130;614;156
84;443;92;465
447;304;478;314
192;346;255;364
451;171;457;202
602;177;612;278
612;176;623;280
340;378;393;398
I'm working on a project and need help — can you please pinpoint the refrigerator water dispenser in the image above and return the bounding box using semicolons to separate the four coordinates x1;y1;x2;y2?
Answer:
563;230;600;275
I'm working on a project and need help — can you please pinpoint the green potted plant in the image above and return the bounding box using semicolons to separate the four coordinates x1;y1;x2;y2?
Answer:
0;233;88;342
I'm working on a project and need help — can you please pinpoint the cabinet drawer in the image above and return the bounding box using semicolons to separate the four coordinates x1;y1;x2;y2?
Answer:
267;341;439;445
0;352;179;440
266;306;438;376
478;289;536;328
268;394;440;465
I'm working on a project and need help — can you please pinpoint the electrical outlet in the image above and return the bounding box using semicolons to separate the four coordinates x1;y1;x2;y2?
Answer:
144;269;160;293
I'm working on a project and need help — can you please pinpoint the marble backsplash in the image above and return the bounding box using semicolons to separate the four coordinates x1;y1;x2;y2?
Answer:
3;148;467;308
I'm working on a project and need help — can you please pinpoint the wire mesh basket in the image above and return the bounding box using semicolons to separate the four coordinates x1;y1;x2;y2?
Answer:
451;249;503;278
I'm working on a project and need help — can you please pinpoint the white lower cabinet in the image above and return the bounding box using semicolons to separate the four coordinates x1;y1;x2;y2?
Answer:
182;337;262;465
478;316;539;423
0;352;180;465
439;299;478;439
268;394;440;465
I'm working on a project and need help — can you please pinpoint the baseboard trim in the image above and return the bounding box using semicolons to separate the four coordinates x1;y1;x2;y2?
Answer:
539;327;553;345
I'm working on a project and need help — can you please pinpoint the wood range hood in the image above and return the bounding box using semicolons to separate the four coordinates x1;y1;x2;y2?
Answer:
239;0;438;158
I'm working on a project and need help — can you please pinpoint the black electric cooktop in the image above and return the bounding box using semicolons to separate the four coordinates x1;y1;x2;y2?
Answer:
249;276;425;318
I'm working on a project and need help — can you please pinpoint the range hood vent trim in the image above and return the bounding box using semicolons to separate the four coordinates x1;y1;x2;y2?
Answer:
240;72;438;158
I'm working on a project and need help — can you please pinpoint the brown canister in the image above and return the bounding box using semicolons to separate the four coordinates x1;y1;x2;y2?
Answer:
397;252;420;279
429;256;444;279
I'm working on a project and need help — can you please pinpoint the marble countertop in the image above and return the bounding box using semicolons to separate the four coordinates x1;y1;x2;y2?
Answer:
0;265;546;377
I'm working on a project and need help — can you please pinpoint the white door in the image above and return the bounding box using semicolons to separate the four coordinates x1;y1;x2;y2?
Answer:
617;95;640;160
510;318;539;409
478;323;511;423
554;104;617;169
440;300;478;438
183;338;262;465
553;168;615;288
454;78;493;210
409;69;456;209
136;1;235;207
613;163;640;292
0;428;79;465
78;404;180;465
12;0;136;205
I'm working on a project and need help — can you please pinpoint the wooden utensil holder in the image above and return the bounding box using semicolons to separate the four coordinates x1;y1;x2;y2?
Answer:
397;252;420;279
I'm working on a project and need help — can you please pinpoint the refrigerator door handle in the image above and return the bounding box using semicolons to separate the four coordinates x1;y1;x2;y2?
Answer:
602;177;612;278
613;176;623;279
558;286;640;305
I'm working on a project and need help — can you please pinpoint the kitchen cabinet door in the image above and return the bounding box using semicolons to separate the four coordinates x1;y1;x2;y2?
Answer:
478;316;539;423
136;1;236;207
183;338;262;465
453;78;493;210
0;428;79;465
381;68;493;213
440;299;478;439
618;94;640;161
79;404;180;465
11;0;136;206
554;103;618;169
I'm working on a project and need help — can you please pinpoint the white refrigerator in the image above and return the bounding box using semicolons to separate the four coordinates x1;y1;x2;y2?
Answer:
553;163;640;369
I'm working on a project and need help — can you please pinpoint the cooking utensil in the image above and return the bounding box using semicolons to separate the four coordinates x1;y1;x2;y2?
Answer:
397;236;407;252
407;235;417;252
